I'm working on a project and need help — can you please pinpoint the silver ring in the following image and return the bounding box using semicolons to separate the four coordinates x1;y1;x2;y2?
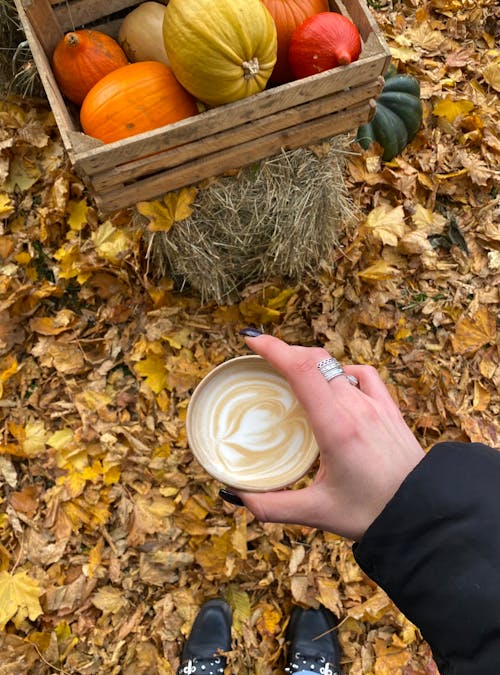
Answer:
317;357;359;387
346;374;359;387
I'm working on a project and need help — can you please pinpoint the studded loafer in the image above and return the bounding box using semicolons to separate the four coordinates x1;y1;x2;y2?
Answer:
285;606;341;675
177;599;232;675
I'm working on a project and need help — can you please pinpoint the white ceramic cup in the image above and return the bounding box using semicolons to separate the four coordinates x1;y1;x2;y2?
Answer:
186;355;319;491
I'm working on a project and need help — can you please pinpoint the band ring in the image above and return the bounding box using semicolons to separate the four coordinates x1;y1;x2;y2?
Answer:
317;357;359;387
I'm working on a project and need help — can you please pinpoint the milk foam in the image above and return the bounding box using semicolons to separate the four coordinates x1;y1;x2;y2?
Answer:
187;357;318;491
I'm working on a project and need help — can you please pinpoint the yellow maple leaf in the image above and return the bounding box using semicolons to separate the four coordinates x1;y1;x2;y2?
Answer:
92;220;131;263
364;204;406;246
54;243;92;284
0;569;43;629
66;199;89;231
135;353;169;393
433;96;474;123
137;187;197;233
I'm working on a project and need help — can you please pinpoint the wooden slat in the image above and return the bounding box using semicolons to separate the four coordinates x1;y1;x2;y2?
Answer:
14;0;79;143
90;102;374;212
18;0;63;57
52;0;138;31
333;0;374;42
75;53;386;174
86;79;383;192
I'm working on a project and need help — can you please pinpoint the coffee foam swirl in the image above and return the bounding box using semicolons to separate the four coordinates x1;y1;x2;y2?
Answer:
187;357;318;491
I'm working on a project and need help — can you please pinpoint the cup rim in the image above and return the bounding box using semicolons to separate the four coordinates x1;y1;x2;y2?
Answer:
186;355;318;491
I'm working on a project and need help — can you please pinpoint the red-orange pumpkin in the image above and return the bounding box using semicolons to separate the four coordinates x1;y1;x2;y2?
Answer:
80;61;199;144
261;0;329;84
52;30;129;105
289;12;362;79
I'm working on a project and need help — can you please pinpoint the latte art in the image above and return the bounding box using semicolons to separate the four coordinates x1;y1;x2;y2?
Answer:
187;356;318;491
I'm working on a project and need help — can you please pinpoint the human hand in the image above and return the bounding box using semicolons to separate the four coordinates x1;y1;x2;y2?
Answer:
226;333;425;541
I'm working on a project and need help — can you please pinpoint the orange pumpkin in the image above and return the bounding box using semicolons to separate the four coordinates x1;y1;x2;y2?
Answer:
261;0;329;84
52;30;129;105
80;61;199;144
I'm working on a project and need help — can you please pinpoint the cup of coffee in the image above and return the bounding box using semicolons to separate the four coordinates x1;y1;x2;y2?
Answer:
186;355;319;491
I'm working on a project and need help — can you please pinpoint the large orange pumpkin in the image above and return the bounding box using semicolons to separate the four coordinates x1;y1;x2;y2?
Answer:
262;0;329;84
80;61;198;144
52;30;129;105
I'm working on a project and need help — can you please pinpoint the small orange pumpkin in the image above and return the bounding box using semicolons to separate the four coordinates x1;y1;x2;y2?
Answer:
80;61;199;144
52;30;129;105
262;0;329;84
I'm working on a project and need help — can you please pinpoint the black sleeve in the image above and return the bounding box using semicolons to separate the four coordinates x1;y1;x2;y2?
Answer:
353;441;500;675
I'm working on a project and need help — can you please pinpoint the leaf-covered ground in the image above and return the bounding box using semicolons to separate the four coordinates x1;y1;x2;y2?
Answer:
0;1;498;673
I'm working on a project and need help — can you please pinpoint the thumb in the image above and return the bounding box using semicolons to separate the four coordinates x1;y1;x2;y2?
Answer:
231;483;324;527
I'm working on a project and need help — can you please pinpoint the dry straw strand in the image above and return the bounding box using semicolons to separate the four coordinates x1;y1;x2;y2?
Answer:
143;136;357;304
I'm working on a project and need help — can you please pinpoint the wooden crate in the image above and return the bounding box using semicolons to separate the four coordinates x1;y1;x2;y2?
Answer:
15;0;390;212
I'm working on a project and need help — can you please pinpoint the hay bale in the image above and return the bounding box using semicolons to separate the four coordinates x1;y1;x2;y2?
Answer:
143;136;357;304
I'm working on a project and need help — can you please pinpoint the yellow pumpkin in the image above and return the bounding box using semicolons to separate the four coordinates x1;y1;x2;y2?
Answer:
163;0;277;107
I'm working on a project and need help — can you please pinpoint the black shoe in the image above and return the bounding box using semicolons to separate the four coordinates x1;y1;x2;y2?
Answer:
285;606;342;674
177;599;232;675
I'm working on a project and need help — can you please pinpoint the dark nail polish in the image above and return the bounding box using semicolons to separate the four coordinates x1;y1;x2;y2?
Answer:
219;489;244;507
239;327;262;337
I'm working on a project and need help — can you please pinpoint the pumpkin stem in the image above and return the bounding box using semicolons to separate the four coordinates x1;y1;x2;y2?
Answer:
242;57;260;80
64;32;80;48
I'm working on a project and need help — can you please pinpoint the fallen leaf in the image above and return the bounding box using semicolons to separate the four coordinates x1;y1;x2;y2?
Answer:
358;261;400;281
364;204;406;246
0;193;14;219
483;60;500;93
67;199;89;231
433;97;474;123
137;187;197;233
0;570;43;629
451;307;496;354
92;220;131;263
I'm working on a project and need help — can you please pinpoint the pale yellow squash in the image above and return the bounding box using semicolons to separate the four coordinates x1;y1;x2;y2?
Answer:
163;0;277;107
118;2;169;66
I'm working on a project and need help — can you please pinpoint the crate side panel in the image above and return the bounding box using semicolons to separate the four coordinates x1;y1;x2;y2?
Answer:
75;54;386;174
91;102;373;212
87;80;383;191
15;0;79;146
18;0;63;58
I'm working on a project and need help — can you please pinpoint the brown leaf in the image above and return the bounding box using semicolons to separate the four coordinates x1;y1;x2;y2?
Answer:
451;307;496;354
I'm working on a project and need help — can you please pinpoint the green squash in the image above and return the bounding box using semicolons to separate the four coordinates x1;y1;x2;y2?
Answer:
356;68;422;161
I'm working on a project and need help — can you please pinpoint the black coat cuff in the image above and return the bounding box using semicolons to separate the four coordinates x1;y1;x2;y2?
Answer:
353;442;500;674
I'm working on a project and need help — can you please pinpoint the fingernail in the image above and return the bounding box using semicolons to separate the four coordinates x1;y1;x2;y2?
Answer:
239;327;262;337
219;489;244;507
